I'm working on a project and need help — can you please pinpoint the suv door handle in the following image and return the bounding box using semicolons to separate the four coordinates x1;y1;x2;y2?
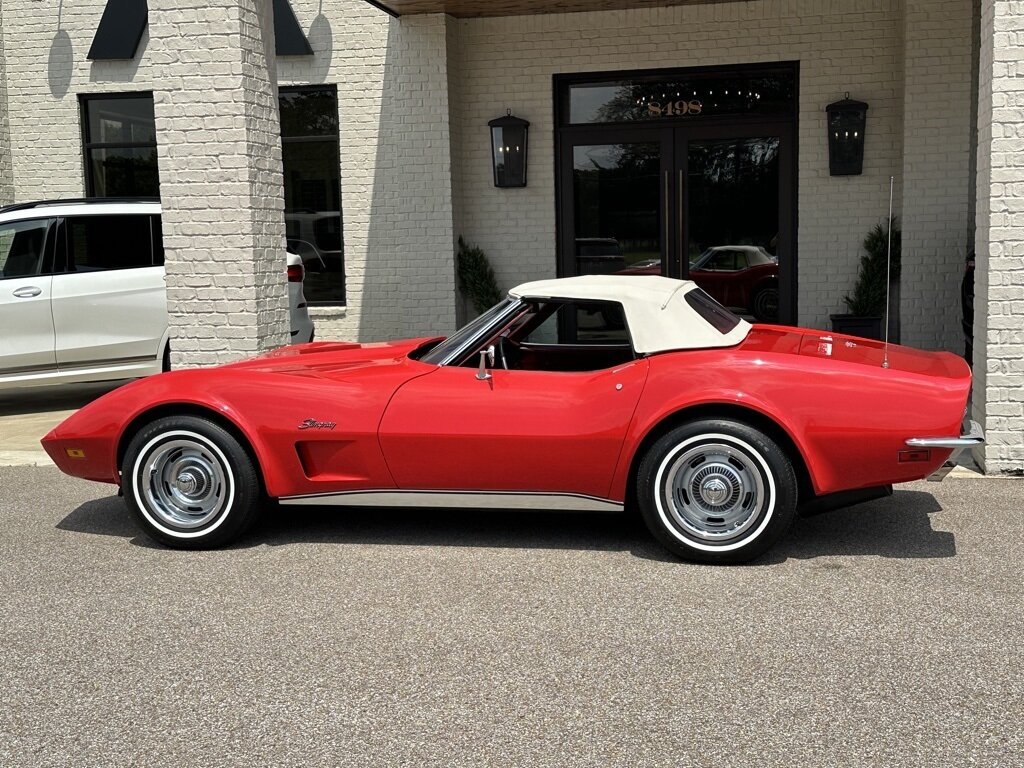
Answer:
12;286;42;298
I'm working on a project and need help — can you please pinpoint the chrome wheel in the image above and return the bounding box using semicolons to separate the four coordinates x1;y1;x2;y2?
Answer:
662;441;766;542
138;436;230;530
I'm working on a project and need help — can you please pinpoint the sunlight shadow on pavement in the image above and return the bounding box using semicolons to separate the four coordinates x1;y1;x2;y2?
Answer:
57;488;954;563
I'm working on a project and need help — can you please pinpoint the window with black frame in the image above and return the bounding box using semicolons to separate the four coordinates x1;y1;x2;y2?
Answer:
280;85;344;305
80;93;159;198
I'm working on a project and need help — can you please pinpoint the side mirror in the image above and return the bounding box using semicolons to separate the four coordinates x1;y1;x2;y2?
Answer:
476;345;495;380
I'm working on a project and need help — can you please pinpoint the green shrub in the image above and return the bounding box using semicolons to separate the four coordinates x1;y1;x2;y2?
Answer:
457;236;502;315
844;218;902;316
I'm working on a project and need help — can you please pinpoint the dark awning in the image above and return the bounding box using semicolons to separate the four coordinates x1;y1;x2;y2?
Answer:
88;0;148;60
273;0;314;56
88;0;313;61
363;0;727;18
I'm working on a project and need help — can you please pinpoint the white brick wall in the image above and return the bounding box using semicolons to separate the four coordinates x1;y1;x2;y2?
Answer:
450;0;907;332
900;0;975;353
279;2;458;341
0;1;12;206
974;0;1024;474
149;0;290;366
2;1;163;202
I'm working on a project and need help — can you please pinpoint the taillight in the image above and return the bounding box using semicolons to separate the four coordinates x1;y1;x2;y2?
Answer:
287;264;304;283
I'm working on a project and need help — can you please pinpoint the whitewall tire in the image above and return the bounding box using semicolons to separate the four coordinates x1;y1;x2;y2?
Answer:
121;415;263;549
637;419;798;564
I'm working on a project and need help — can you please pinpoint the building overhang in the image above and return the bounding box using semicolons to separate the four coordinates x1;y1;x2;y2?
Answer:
364;0;738;19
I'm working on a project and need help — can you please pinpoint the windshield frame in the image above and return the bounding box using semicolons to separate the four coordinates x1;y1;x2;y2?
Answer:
418;297;523;366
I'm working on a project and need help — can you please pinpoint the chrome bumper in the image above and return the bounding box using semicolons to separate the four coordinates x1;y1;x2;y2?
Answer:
906;420;985;482
906;420;985;449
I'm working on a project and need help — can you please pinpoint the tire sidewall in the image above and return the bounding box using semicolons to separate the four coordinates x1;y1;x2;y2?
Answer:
638;420;797;563
122;416;259;548
752;286;779;322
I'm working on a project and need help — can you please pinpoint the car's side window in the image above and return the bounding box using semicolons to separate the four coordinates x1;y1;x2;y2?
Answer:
0;219;53;280
65;215;154;272
493;300;635;373
520;300;631;346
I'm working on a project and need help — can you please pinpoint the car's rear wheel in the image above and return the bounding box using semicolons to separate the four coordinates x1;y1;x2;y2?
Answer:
636;419;797;564
751;285;779;322
121;415;263;549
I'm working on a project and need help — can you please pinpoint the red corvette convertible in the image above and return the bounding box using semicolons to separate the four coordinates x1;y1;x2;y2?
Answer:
43;276;982;564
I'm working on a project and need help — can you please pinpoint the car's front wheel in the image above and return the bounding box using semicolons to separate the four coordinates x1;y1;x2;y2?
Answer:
121;415;263;548
636;419;797;564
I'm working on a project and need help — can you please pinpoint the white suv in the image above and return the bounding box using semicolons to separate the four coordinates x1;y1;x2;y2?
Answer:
0;199;315;390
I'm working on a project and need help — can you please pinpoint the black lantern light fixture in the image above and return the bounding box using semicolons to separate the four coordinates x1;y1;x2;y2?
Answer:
489;110;529;188
826;94;868;176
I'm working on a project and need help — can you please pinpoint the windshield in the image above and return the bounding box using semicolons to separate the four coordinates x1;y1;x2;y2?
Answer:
418;297;517;365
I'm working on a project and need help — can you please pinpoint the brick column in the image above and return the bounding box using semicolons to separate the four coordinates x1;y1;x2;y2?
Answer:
974;0;1024;473
0;2;13;206
149;0;288;367
899;0;974;352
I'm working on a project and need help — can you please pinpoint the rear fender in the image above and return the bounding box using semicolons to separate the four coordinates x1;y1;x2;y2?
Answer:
610;391;822;503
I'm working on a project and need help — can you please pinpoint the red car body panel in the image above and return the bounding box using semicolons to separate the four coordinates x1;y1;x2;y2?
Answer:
379;359;649;497
608;326;968;500
42;339;436;498
43;327;970;505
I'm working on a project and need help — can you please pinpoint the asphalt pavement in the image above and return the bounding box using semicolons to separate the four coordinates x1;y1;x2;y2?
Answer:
0;466;1021;767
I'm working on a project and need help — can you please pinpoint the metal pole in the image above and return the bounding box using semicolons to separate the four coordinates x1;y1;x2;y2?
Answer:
882;175;894;369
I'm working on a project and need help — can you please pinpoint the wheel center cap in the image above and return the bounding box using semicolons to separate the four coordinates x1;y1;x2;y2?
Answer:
700;477;730;506
176;472;199;496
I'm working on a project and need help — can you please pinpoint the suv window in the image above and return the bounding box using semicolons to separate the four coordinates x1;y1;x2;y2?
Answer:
65;215;154;272
151;215;165;267
0;219;52;279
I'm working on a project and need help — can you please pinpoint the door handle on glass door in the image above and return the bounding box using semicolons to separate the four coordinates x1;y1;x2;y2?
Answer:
12;286;42;298
678;169;684;273
663;170;670;269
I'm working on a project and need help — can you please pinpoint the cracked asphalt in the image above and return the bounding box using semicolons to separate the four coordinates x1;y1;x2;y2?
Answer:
0;465;1022;767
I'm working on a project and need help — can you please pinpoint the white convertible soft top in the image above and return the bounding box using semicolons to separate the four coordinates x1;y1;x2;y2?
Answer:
509;275;751;354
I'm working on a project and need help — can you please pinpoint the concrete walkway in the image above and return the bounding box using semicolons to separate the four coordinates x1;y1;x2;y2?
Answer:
0;381;128;466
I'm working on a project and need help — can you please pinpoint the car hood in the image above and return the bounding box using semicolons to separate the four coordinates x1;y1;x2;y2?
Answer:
223;337;441;379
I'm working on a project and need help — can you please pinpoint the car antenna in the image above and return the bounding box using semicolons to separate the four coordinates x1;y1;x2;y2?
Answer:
882;175;894;370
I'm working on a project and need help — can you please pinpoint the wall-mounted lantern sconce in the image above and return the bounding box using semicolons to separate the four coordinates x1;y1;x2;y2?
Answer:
489;110;529;188
826;94;868;176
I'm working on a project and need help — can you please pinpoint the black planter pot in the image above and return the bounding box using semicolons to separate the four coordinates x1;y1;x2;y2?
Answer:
830;314;883;341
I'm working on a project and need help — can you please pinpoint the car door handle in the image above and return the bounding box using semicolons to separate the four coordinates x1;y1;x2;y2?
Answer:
12;286;42;298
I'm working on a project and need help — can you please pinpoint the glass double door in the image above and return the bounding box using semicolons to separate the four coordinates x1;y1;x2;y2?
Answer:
559;123;794;324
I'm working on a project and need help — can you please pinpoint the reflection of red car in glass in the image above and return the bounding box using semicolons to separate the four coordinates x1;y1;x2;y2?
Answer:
620;246;779;322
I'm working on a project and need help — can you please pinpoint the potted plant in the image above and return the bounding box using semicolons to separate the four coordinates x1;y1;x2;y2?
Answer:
831;219;901;341
456;236;502;318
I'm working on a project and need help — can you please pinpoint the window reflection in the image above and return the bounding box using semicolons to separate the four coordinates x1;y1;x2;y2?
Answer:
280;85;344;305
573;143;661;274
80;94;159;198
